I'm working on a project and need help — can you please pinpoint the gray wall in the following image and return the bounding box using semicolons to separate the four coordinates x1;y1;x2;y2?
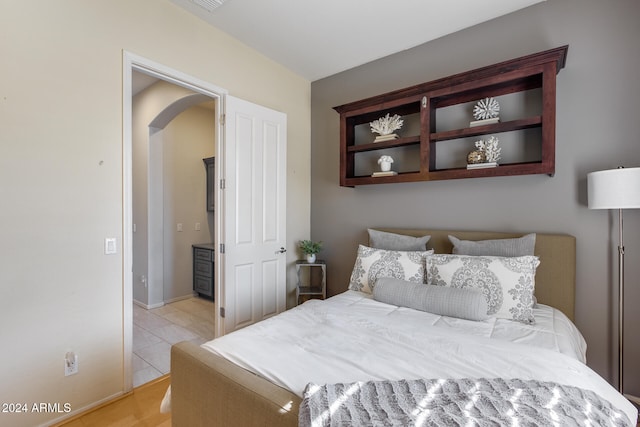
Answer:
311;0;640;396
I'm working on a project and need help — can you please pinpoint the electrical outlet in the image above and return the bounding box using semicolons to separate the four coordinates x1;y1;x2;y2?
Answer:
65;352;78;376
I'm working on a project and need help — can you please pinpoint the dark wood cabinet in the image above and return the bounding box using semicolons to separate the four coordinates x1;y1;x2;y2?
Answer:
334;46;568;187
193;244;214;300
203;157;215;211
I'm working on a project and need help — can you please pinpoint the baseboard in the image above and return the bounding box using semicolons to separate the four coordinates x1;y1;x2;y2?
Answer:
163;293;199;304
44;391;124;427
133;299;165;310
133;294;197;309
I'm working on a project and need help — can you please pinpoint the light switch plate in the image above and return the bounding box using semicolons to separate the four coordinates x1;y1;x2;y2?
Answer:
105;238;117;254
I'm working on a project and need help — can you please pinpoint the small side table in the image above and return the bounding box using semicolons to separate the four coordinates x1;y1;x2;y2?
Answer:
295;260;326;305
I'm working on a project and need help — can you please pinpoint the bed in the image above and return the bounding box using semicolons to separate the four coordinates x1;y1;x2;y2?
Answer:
168;229;638;426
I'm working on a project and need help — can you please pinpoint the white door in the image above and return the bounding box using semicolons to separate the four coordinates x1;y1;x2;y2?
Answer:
219;96;287;335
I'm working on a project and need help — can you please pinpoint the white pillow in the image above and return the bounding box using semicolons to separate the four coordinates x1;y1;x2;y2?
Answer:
348;245;433;295
426;254;540;324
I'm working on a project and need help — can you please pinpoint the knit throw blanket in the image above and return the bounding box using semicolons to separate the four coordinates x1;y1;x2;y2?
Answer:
299;378;632;427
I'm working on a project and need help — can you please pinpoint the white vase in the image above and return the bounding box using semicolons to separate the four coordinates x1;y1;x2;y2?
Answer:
305;253;316;263
380;161;392;172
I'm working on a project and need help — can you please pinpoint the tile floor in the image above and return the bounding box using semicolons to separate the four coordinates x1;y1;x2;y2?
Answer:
133;296;215;387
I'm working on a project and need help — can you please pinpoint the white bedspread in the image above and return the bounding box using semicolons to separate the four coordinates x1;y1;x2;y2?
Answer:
202;290;637;424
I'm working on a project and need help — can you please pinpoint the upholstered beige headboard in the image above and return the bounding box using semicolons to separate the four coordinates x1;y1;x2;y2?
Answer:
373;229;576;321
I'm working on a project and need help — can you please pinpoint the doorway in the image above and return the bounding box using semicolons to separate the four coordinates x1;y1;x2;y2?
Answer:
132;83;215;308
132;75;217;386
123;52;288;391
123;51;227;391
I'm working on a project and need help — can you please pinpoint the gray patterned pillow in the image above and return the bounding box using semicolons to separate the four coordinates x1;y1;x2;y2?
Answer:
373;277;489;321
348;245;433;294
368;229;431;251
449;234;536;257
427;254;540;324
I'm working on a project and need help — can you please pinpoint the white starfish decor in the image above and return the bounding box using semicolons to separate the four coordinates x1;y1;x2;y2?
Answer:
473;97;500;121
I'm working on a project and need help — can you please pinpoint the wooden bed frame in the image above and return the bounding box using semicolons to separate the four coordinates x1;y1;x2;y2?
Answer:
170;229;576;427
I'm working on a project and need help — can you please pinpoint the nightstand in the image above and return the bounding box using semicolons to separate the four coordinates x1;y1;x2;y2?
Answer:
295;260;326;305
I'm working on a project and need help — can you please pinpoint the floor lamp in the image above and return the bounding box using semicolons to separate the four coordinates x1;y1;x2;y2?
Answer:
587;166;640;394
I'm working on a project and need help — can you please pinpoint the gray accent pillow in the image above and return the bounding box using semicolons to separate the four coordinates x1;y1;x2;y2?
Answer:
372;277;489;321
348;245;433;294
368;229;431;251
449;233;536;257
426;254;540;324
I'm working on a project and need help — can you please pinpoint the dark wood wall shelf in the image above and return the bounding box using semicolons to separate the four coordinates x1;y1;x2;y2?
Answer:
334;46;568;187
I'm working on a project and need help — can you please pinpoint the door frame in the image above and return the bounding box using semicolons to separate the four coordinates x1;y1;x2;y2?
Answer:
122;51;227;391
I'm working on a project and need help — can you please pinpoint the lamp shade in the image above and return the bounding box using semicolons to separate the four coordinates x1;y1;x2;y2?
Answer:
588;167;640;209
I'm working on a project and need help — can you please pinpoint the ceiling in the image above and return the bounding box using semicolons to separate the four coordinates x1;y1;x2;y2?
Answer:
168;0;545;81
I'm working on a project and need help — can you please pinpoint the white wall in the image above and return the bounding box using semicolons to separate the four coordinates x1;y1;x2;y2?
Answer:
311;0;640;396
0;1;310;425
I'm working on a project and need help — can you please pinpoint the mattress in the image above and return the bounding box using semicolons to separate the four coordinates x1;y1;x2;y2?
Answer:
202;290;636;424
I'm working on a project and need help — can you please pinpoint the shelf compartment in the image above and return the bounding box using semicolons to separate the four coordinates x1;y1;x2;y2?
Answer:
428;68;544;109
431;117;542;142
352;145;422;178
347;136;420;153
343;171;426;187
351;109;421;147
428;161;553;180
337;96;423;121
431;127;543;171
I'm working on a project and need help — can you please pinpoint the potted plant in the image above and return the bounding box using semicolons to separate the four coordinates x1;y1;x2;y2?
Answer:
298;239;322;263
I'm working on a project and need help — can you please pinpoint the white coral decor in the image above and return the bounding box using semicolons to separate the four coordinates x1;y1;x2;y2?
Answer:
377;155;394;172
473;97;500;120
377;155;394;165
370;113;403;136
475;136;501;163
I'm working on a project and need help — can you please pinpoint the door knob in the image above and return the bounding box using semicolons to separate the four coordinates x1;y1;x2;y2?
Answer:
275;247;287;254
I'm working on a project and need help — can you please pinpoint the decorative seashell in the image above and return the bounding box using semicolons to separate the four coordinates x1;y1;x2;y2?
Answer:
473;97;500;120
467;150;485;164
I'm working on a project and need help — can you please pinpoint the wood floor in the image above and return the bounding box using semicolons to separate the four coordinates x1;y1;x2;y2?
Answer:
48;373;640;427
52;375;170;427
